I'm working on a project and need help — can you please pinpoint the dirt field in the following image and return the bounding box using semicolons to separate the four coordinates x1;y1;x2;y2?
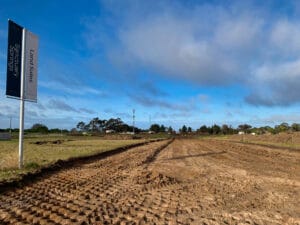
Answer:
0;139;299;225
0;137;145;181
224;132;300;148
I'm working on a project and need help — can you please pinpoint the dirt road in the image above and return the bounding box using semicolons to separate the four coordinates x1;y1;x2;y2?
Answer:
0;139;299;225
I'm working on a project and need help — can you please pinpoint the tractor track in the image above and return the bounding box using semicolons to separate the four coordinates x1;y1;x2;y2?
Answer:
0;139;164;194
0;138;299;225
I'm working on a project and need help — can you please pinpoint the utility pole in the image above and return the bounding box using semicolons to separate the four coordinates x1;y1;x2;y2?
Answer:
133;109;135;134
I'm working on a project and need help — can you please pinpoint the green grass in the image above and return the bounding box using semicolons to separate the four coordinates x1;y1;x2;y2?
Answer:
0;135;145;181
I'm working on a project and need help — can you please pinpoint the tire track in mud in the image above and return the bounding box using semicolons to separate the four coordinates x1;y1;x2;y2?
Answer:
148;139;300;225
0;138;299;225
0;139;178;225
198;139;300;180
0;140;162;194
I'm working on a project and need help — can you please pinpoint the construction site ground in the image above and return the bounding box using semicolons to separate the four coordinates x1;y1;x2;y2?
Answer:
0;138;299;225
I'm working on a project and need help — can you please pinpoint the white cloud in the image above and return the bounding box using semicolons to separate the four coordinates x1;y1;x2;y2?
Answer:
105;2;268;88
39;81;105;96
84;1;300;107
129;94;194;111
48;99;79;113
118;14;239;85
270;20;300;55
247;113;300;126
254;59;300;80
214;16;264;51
120;9;300;106
246;59;300;106
0;82;98;129
264;114;300;124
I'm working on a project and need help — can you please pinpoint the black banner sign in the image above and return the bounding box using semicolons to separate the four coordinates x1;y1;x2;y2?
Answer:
6;20;23;98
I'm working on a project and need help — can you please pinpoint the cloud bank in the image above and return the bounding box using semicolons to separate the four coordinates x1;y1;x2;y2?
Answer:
84;0;300;107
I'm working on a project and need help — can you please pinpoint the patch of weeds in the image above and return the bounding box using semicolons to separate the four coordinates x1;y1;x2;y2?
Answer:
24;162;40;170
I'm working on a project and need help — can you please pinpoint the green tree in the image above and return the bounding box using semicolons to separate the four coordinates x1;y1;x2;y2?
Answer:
167;126;173;133
88;117;101;132
160;125;166;132
49;128;61;133
264;126;275;134
198;125;209;133
181;125;187;133
221;124;229;134
291;123;300;132
105;118;124;132
150;124;160;133
76;121;86;131
97;119;107;132
31;123;49;133
187;127;192;133
211;124;221;134
238;124;252;133
275;122;289;133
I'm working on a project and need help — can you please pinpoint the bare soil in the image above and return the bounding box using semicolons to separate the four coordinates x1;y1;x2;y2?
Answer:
0;139;299;225
227;132;300;147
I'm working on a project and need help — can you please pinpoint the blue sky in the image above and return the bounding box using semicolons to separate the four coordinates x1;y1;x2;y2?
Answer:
1;0;300;130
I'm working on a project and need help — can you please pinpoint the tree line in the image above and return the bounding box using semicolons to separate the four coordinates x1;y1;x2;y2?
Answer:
0;123;69;134
76;117;140;133
149;122;300;135
176;122;300;135
1;121;299;135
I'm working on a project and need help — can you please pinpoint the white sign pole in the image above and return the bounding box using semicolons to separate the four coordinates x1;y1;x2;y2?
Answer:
7;20;38;169
18;28;26;169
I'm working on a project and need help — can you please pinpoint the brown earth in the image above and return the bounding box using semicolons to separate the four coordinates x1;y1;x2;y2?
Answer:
227;132;300;146
0;139;299;225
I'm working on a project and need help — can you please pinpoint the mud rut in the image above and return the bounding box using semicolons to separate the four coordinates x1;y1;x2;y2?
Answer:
0;139;299;225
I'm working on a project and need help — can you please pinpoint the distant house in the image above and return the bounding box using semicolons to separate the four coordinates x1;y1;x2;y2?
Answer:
238;131;245;135
106;129;115;134
251;132;256;135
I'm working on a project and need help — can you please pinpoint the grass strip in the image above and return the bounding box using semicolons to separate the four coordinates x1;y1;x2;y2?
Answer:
0;137;148;182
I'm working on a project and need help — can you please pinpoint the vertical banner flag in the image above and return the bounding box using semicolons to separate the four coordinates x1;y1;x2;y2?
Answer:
6;20;39;101
6;20;23;98
24;30;39;101
5;19;39;169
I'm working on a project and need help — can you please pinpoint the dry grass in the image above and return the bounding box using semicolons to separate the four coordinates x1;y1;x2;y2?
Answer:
211;132;300;150
0;135;145;181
